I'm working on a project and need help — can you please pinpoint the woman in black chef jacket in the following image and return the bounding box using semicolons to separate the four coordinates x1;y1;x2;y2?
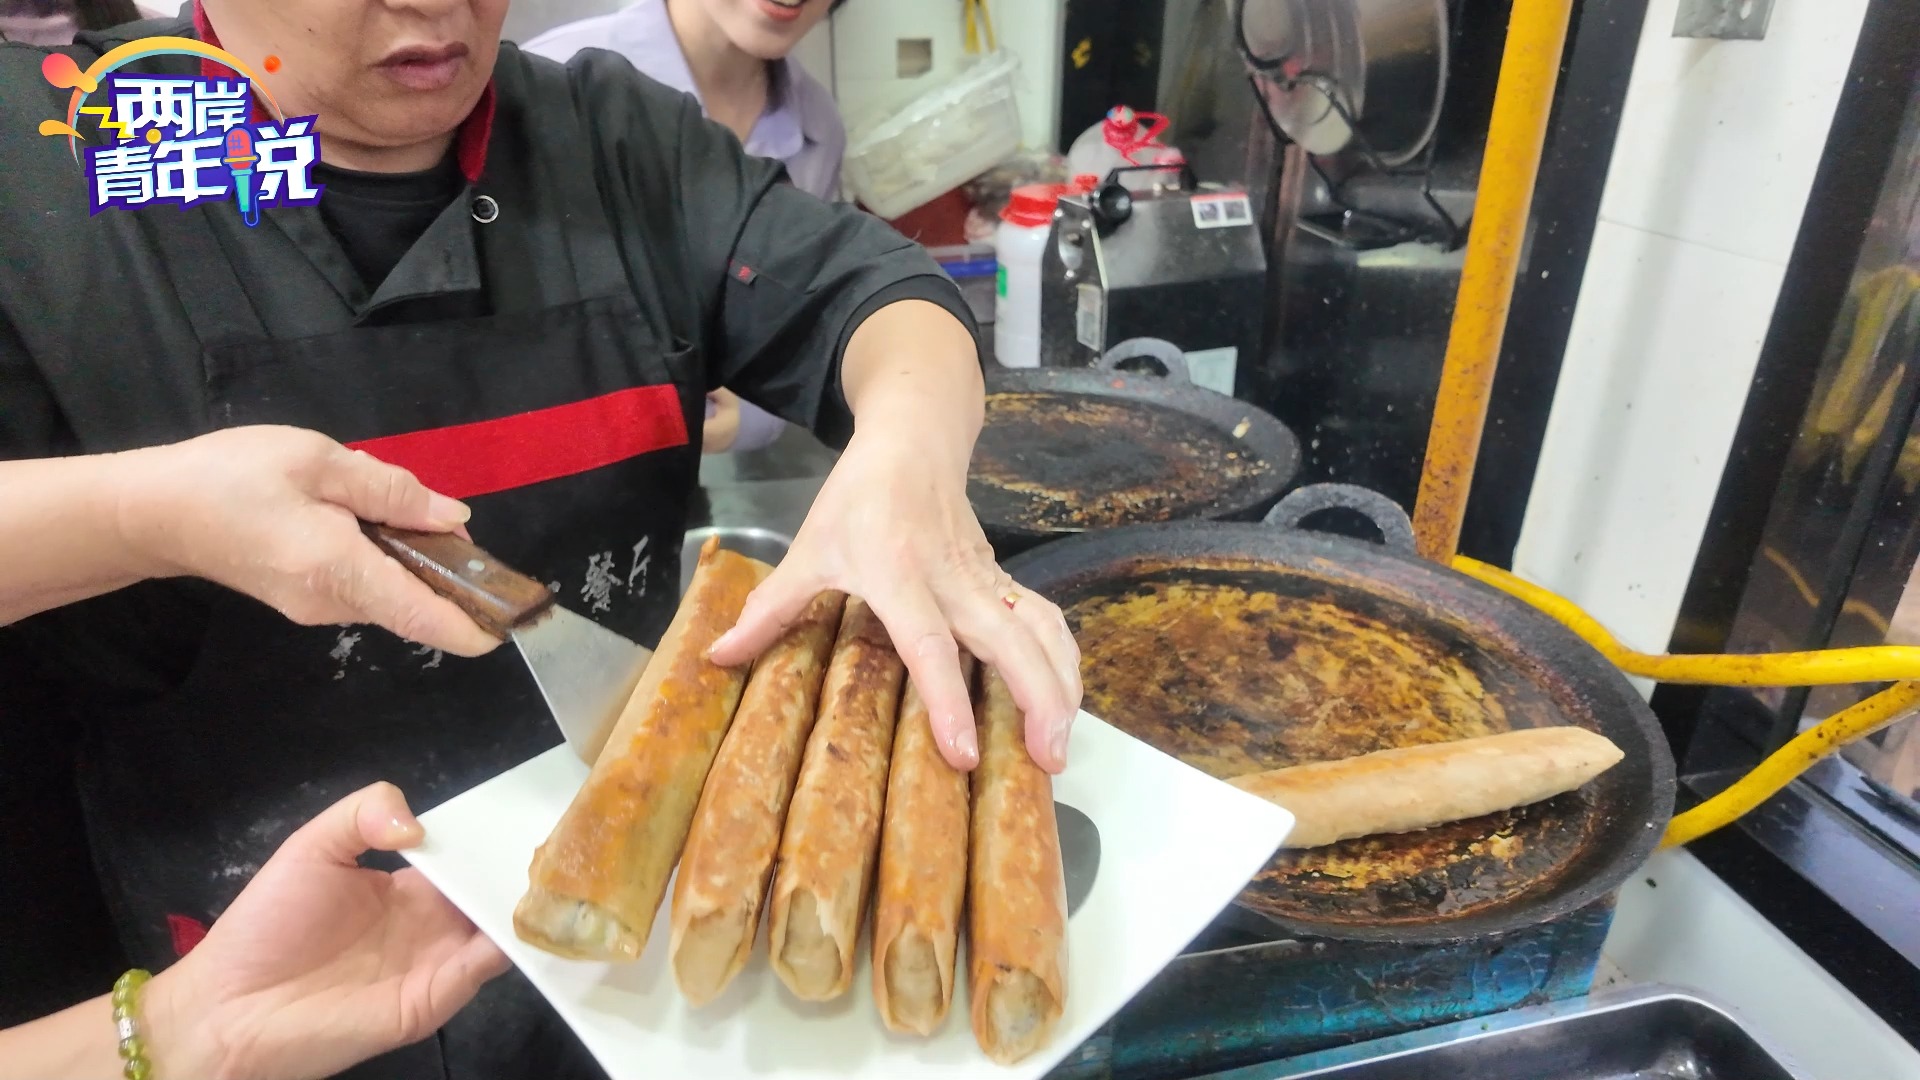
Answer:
0;0;1083;1077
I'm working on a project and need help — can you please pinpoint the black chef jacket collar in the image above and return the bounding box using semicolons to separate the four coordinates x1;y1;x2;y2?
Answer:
263;185;487;319
363;191;487;308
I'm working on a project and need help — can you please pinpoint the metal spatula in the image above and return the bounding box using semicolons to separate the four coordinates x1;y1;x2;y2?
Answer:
1057;801;1100;916
365;524;651;765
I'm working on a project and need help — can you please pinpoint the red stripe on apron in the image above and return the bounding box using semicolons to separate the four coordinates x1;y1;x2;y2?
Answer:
347;385;689;500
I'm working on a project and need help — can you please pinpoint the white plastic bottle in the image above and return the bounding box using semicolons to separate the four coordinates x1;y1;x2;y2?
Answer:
1067;106;1184;190
994;180;1094;368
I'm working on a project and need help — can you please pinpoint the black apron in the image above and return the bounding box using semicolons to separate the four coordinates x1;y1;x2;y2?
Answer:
73;104;696;1080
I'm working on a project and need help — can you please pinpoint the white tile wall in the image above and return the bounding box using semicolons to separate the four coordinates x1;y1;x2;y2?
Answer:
789;16;834;89
1515;0;1870;659
1520;222;1784;652
1597;3;1870;266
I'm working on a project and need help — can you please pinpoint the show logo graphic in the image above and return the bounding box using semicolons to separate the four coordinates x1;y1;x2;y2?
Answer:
36;36;322;227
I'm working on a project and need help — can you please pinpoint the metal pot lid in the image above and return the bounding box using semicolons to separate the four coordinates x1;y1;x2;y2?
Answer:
1239;0;1450;167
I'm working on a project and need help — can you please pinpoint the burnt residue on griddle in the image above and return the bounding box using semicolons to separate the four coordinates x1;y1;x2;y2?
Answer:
1246;792;1598;926
1062;555;1607;930
968;391;1275;531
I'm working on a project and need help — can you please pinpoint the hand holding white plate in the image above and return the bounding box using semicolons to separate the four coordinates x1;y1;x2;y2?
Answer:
401;712;1294;1079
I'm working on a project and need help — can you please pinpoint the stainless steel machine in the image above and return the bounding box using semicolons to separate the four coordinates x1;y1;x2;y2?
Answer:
1037;168;1268;397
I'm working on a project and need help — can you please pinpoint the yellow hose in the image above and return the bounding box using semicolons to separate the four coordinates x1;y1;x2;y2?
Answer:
1451;556;1920;685
1662;681;1920;847
1449;555;1920;846
1412;0;1575;563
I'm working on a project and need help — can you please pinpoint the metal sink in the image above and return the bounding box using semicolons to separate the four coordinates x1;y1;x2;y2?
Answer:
680;526;793;595
1205;986;1807;1080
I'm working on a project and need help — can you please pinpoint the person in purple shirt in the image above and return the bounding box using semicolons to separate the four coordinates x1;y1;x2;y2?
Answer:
525;0;848;456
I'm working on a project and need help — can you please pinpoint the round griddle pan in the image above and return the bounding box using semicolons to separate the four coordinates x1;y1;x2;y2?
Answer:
970;340;1303;558
1005;484;1675;945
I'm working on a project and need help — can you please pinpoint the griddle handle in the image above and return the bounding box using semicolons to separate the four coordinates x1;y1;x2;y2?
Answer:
1264;483;1417;555
1097;338;1192;384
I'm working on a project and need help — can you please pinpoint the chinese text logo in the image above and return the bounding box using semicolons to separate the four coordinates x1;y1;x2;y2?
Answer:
37;37;322;227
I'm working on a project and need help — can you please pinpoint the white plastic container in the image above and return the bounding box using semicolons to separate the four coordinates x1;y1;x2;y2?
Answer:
843;51;1023;220
1067;106;1185;191
993;179;1093;368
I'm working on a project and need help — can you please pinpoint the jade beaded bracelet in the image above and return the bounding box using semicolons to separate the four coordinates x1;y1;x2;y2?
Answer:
110;968;154;1080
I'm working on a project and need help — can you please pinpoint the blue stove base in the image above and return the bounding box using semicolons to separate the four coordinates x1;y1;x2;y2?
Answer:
1050;898;1616;1079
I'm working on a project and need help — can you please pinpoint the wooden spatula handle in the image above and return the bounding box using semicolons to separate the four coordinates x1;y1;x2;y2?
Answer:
362;523;556;639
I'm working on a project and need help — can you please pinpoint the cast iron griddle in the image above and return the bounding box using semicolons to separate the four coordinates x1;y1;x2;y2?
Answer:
1006;491;1674;945
969;362;1300;550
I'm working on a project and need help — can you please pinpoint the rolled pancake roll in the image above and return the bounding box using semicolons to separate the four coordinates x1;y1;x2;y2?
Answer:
871;655;976;1035
669;589;848;1005
967;667;1068;1066
1230;726;1626;850
768;597;906;1001
512;537;771;962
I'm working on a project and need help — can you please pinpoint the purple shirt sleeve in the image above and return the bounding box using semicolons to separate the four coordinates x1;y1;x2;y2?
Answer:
729;398;788;453
702;392;786;453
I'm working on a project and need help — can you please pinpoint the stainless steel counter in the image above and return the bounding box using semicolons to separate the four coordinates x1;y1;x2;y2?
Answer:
696;422;839;486
681;425;834;593
1207;986;1808;1080
692;424;833;533
691;476;825;539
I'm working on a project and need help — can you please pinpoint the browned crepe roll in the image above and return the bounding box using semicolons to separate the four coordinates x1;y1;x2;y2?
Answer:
1229;726;1626;849
767;598;906;1001
967;667;1068;1065
871;655;976;1035
668;590;848;1005
512;538;771;962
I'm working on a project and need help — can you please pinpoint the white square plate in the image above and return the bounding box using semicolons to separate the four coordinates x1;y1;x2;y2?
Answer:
403;712;1294;1079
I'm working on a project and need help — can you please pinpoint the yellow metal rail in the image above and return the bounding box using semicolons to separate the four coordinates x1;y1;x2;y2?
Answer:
1411;0;1576;563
